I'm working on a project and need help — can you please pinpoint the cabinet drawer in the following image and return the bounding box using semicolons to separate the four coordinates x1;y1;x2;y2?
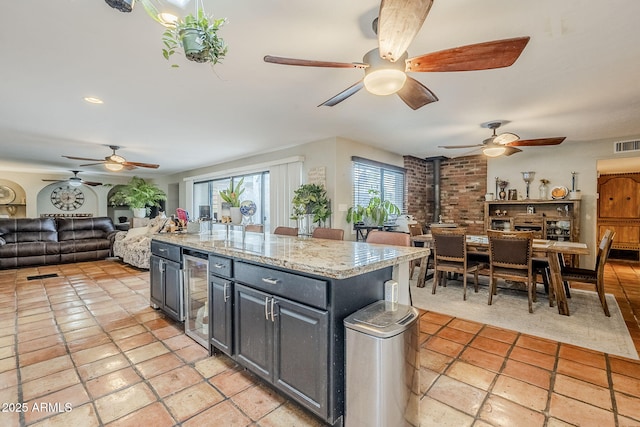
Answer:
209;255;233;279
235;262;328;310
151;240;181;262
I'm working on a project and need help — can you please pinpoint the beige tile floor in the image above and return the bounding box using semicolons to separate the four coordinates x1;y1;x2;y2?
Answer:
0;260;639;426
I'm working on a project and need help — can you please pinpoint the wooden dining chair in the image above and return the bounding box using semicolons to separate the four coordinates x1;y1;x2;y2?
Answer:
408;223;429;279
487;230;536;313
560;229;616;316
431;227;483;300
273;226;298;236
366;230;410;246
245;224;264;233
311;227;344;240
366;230;413;303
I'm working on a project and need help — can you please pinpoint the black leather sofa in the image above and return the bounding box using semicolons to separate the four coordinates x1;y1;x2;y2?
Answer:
0;217;117;269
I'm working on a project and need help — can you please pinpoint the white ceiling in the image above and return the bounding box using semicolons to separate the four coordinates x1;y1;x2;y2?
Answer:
1;0;639;178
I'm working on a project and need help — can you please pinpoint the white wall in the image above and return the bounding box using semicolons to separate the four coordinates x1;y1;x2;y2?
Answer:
0;171;136;218
156;136;405;239
486;139;640;266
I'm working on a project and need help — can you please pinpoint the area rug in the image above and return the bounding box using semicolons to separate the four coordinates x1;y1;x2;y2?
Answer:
411;279;639;360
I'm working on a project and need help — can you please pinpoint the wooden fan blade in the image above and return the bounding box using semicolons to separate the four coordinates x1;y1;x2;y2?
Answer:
82;181;103;186
318;81;364;107
80;162;106;167
122;161;160;169
406;36;530;72
378;0;434;62
63;155;104;162
396;76;438;110
264;55;368;69
503;146;523;156
42;179;63;182
439;144;484;149
507;137;566;147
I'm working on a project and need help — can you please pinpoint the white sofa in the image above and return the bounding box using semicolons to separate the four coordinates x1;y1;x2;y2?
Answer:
113;216;168;269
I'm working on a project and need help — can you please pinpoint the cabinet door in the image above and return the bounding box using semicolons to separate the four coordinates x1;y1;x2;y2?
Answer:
273;297;329;419
149;255;163;309
599;177;640;218
234;284;273;381
163;259;183;322
211;276;233;355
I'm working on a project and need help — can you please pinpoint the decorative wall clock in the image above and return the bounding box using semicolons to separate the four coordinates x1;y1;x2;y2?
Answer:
0;185;16;204
50;185;85;211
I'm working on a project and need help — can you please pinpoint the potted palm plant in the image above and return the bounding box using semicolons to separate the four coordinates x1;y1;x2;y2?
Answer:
346;189;401;226
290;184;331;235
109;176;167;218
162;8;228;67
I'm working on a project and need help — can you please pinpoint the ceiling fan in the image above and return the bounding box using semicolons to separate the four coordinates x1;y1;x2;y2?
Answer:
439;121;567;157
42;171;102;187
63;145;160;171
264;0;530;110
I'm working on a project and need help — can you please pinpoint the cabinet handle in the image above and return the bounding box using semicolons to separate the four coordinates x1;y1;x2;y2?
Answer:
213;263;225;269
261;277;279;285
264;297;270;320
270;298;276;322
223;283;229;302
159;248;167;252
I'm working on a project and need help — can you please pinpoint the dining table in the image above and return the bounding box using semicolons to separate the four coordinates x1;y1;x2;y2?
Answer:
411;233;590;316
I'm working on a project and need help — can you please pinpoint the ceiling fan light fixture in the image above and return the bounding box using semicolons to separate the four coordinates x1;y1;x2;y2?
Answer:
362;48;408;96
494;132;519;145
363;69;407;95
483;145;507;157
105;162;124;172
67;178;83;187
108;154;126;163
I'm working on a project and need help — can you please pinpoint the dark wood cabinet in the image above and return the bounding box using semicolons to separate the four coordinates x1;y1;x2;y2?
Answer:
210;276;233;355
234;282;330;419
150;256;183;321
209;255;234;356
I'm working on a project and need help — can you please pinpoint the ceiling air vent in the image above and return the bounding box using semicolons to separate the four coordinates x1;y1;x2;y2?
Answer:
614;140;640;154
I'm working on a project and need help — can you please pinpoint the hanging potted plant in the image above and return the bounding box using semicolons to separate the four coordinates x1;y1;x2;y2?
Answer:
346;189;400;226
162;3;228;67
290;184;331;235
109;176;167;218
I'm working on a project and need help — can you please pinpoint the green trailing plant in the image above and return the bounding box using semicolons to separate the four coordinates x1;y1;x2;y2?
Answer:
108;176;167;209
162;9;228;67
346;189;401;226
290;184;331;224
219;178;244;207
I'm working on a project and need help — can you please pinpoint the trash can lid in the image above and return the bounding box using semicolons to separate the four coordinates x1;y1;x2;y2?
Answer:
344;301;418;337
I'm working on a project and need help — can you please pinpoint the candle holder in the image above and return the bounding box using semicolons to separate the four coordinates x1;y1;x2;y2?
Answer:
521;171;535;199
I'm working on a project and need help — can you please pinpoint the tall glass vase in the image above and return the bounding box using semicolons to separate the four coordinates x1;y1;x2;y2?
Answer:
538;182;548;200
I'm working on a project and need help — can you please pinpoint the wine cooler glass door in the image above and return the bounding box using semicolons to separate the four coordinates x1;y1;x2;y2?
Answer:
183;254;210;348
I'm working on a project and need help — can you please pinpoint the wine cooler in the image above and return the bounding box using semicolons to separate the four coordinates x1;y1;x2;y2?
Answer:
183;251;210;349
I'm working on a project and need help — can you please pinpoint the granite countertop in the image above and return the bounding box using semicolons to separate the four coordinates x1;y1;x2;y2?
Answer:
153;230;430;280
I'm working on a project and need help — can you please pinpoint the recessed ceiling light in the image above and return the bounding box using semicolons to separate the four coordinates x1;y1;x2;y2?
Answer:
158;12;178;26
83;97;104;104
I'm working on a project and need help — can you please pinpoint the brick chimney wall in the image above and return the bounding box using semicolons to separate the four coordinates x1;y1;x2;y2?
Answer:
403;156;428;225
404;155;487;234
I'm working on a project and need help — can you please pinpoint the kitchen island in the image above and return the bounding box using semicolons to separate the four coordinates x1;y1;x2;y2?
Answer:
151;230;429;426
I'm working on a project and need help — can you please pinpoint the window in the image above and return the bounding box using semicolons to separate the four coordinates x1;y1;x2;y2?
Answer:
194;172;270;227
352;156;405;214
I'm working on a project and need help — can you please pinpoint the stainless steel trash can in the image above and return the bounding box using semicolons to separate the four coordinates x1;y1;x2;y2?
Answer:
344;301;420;427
